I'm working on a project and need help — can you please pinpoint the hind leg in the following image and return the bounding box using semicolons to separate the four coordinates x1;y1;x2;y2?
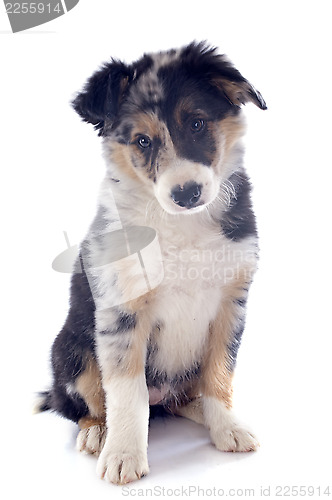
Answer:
73;355;106;456
174;396;205;425
77;417;107;456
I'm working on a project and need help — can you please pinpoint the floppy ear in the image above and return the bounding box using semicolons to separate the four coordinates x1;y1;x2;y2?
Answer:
187;42;266;110
217;77;267;110
72;60;133;135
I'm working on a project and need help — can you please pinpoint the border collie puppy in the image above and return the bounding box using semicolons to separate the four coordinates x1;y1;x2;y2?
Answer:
39;42;266;485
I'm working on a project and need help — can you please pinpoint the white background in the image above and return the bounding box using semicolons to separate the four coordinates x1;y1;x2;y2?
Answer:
1;1;332;498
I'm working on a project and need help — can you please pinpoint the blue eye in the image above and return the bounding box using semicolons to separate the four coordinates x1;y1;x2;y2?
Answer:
190;119;205;133
137;135;151;148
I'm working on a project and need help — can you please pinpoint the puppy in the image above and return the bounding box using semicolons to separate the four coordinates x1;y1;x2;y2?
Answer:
39;42;266;485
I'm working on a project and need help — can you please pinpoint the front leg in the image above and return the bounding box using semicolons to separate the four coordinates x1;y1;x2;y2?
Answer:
95;308;150;484
201;271;259;452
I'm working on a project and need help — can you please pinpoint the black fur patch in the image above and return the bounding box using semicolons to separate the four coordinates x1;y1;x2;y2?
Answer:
72;55;154;136
99;311;137;335
72;61;133;135
145;362;201;392
138;136;162;181
227;320;245;371
117;311;137;331
235;297;248;307
156;53;235;165
149;404;173;420
41;255;96;422
221;172;257;241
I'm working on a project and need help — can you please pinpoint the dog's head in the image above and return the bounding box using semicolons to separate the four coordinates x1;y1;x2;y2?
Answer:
73;42;266;215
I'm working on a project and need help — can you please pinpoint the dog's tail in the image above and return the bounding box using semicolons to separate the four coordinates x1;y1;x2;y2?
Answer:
32;390;52;414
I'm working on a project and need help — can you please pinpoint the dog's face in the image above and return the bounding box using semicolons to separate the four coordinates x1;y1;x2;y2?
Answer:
73;43;266;215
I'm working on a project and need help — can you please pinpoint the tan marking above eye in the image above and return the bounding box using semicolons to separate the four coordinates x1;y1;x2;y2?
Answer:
130;112;164;142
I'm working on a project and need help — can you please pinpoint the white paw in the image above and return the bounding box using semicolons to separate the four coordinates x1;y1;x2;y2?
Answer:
96;449;149;485
76;424;106;456
211;424;259;452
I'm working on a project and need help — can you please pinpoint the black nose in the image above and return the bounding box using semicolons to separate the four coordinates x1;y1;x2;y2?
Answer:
171;182;202;208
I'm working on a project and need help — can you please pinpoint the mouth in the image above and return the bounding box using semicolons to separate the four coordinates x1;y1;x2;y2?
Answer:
160;197;207;215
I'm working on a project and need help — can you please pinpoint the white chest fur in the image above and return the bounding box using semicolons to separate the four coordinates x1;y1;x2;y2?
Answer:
145;212;256;377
